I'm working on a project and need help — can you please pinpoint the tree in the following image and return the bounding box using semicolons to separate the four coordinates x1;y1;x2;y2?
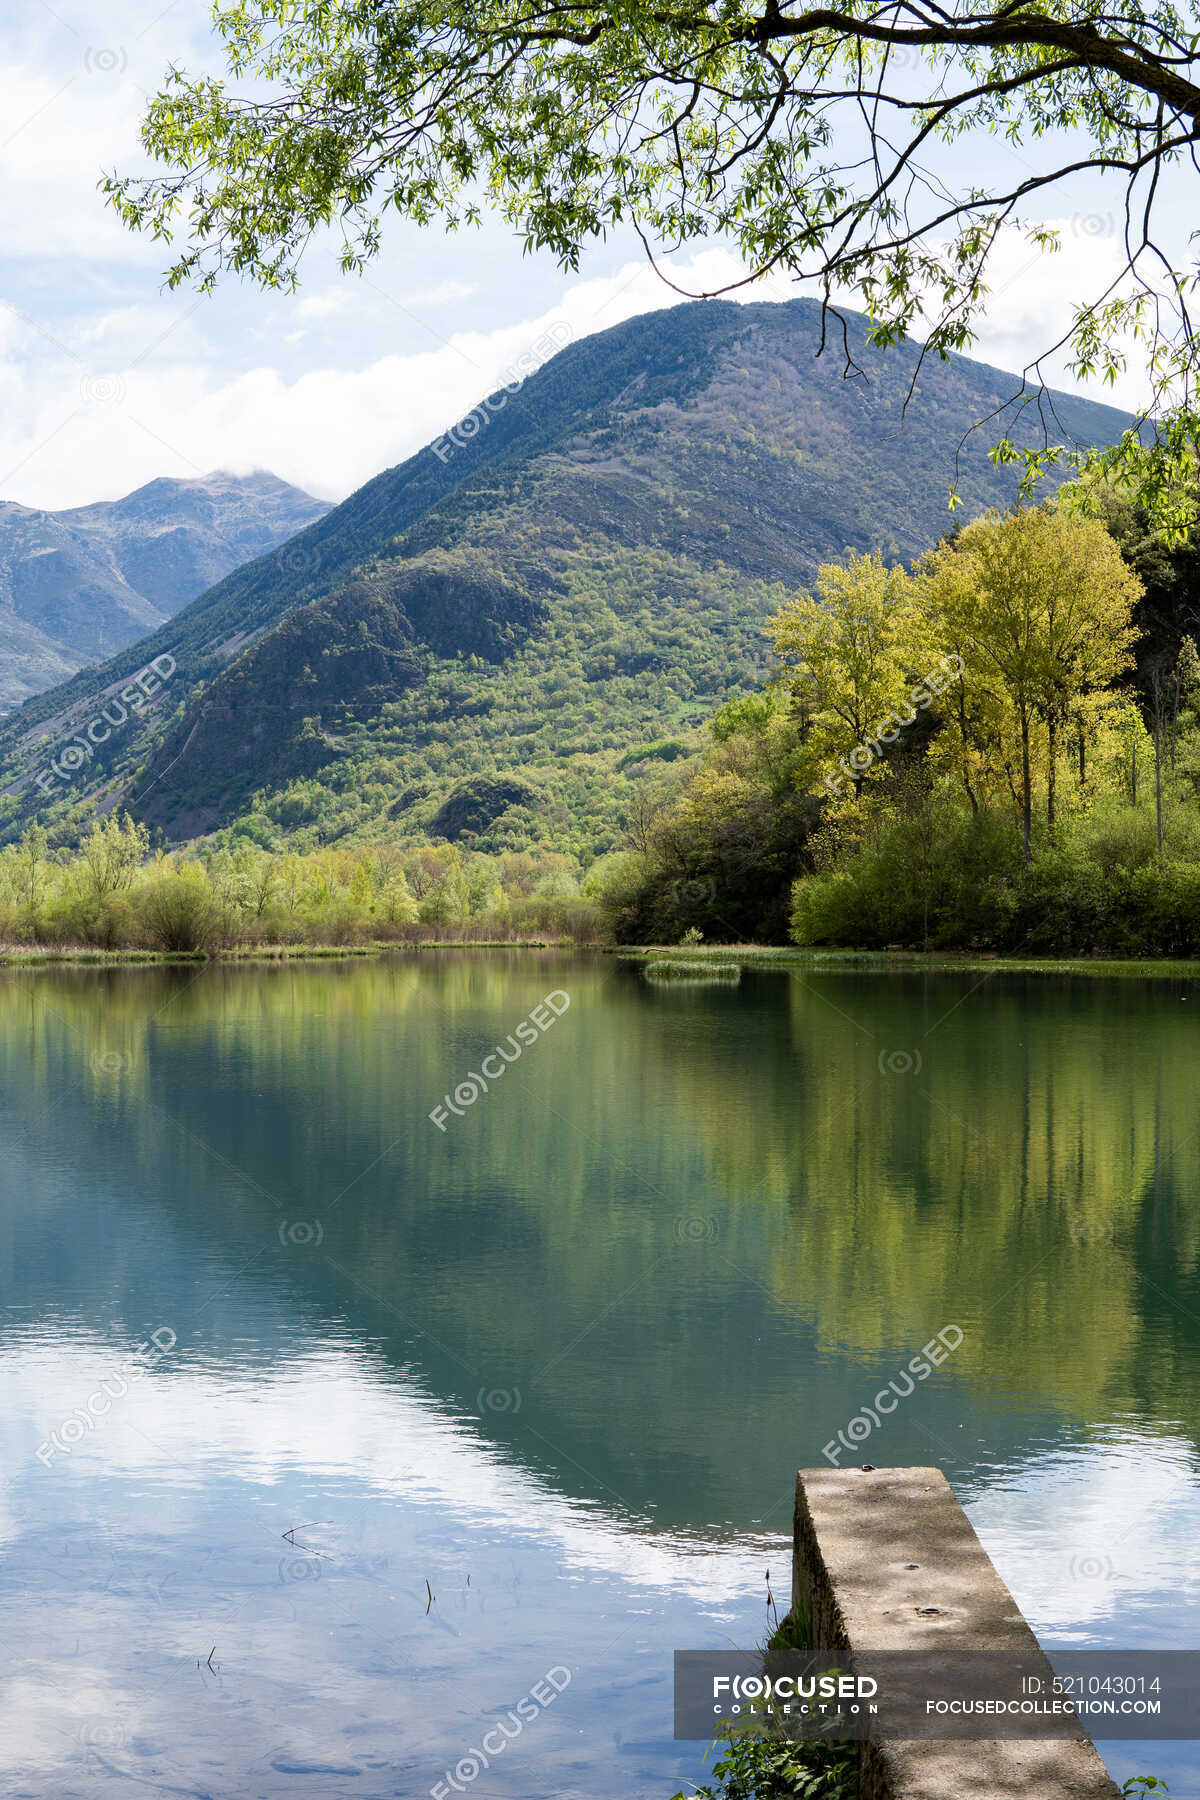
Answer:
79;813;151;902
1148;633;1200;855
466;855;508;914
921;508;1141;860
919;560;1015;818
416;848;471;922
140;868;218;953
368;846;420;924
1089;480;1200;695
14;825;49;914
246;852;281;918
1032;513;1142;830
770;551;927;800
603;694;817;942
1112;697;1154;808
109;1;1200;527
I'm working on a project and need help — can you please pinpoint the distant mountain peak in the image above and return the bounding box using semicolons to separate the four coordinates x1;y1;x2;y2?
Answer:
0;471;332;711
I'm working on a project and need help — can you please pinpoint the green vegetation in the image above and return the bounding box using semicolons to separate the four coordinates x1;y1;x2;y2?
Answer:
675;1590;856;1800
607;498;1200;955
672;1726;857;1800
598;676;818;943
14;491;1200;963
644;956;742;982
0;814;601;953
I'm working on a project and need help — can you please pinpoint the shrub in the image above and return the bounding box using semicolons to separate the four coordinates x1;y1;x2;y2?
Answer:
137;872;219;953
789;795;1200;956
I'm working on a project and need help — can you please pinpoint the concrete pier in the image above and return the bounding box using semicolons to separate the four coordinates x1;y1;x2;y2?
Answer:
792;1466;1122;1799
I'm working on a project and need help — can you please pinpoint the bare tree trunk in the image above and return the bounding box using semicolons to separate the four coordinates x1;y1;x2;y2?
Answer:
956;691;979;816
1047;714;1057;832
1154;713;1164;860
1020;709;1032;868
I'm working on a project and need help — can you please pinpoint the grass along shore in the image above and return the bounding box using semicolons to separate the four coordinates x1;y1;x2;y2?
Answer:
614;944;1200;979
7;935;1200;979
0;936;593;968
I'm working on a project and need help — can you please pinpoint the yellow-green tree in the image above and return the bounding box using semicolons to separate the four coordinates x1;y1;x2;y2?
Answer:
770;552;928;803
78;813;150;902
921;510;1141;860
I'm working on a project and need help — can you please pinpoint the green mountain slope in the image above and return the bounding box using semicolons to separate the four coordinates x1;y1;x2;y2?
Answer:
0;299;1132;855
0;471;331;711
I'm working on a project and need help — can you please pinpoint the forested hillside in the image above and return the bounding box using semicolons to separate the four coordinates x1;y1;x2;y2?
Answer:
0;299;1131;855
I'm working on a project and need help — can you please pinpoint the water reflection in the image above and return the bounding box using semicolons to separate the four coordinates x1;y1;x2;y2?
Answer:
0;954;1197;1795
0;1322;776;1795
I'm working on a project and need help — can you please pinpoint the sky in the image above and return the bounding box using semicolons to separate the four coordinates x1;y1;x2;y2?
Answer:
0;0;1170;512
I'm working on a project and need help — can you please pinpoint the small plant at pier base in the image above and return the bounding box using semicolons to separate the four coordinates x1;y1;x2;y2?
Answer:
765;1611;811;1658
672;1722;858;1800
677;1572;857;1800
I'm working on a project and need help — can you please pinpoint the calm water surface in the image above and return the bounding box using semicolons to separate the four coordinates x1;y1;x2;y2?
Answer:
1;953;1198;1796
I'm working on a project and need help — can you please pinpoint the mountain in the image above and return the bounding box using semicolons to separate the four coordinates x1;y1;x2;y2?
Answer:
0;299;1132;854
0;471;331;710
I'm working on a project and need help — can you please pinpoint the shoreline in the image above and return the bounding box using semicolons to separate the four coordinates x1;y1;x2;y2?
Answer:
0;938;589;969
613;945;1200;979
3;938;1200;978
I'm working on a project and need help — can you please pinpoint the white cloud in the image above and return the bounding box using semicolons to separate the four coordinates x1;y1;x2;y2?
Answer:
955;220;1148;408
296;278;478;324
0;252;722;507
0;233;1155;512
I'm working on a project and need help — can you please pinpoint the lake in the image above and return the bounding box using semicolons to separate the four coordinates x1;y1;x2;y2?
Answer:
1;952;1198;1797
